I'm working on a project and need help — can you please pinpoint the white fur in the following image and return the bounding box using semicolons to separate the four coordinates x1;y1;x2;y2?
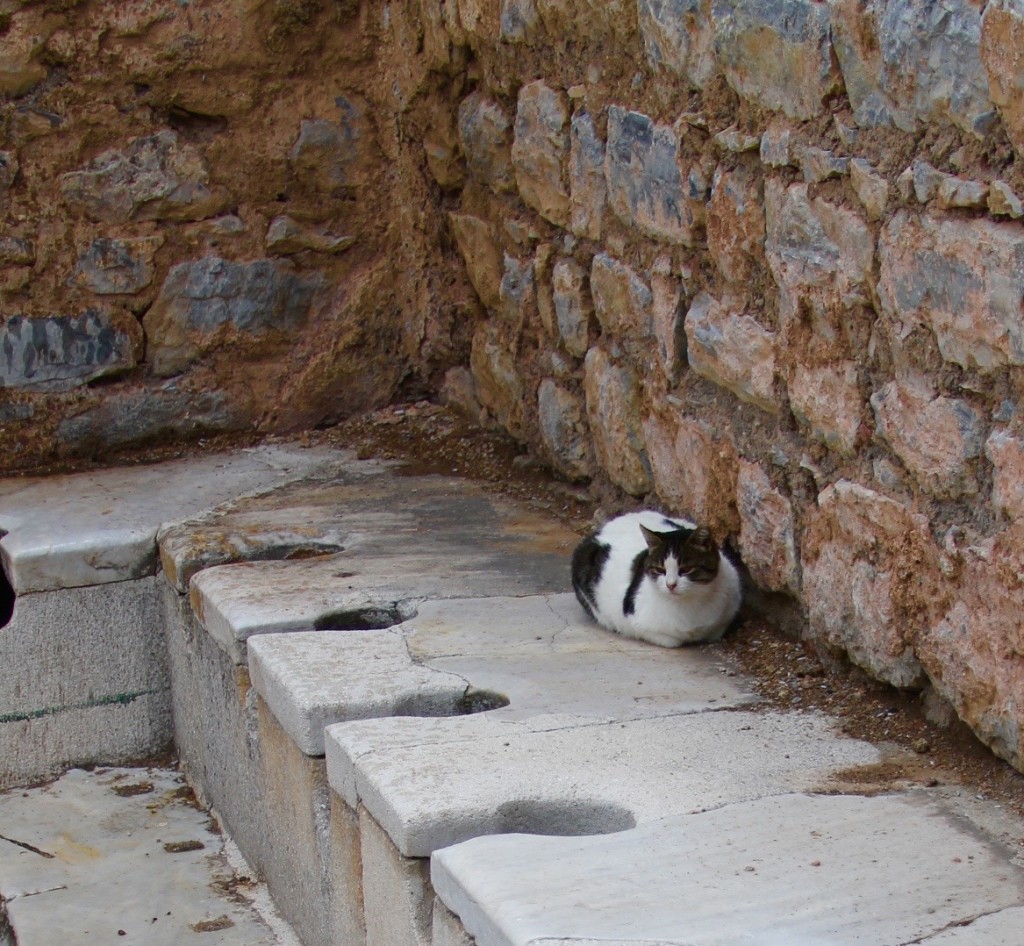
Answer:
585;511;742;647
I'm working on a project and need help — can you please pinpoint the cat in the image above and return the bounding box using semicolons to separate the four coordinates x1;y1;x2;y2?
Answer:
571;510;742;647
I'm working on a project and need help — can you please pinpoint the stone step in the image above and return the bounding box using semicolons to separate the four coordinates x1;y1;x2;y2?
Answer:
432;792;1024;946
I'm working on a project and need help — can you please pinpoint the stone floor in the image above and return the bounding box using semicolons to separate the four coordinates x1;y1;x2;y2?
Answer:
2;443;1024;946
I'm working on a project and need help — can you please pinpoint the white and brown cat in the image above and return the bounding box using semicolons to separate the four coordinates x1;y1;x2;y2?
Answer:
571;511;741;647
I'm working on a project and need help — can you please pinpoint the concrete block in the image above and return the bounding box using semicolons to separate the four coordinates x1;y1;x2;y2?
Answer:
0;577;171;789
325;710;878;857
432;793;1024;946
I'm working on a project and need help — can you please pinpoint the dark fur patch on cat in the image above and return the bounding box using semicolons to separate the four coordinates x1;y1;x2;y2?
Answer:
571;535;610;619
622;550;648;616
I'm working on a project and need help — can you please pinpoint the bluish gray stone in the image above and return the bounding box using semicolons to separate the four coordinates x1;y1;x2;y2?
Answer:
143;257;323;377
605;106;694;245
831;0;995;136
537;378;594;481
552;258;593;357
638;0;717;88
500;0;538;41
712;0;840;120
71;237;162;295
458;92;516;193
0;237;34;265
290;108;364;194
499;254;536;325
569;110;606;240
512;80;570;225
0;312;137;391
57;381;246;452
0;151;17;193
60;130;228;223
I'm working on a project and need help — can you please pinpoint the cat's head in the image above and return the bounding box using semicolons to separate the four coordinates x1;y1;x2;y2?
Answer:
639;523;719;592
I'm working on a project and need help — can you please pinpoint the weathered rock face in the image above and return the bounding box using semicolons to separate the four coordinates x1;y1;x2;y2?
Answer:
9;0;1024;773
143;258;323;378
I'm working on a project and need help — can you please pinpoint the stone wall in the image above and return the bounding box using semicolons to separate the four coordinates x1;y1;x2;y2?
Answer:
0;0;479;460
4;1;1024;770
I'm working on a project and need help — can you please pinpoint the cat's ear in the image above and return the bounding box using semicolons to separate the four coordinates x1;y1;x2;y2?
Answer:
690;527;715;552
639;524;666;551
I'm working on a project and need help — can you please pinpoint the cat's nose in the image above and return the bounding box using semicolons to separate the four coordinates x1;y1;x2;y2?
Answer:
666;579;678;591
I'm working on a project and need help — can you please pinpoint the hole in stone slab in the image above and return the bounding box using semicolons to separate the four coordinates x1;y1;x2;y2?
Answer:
496;799;636;837
314;606;406;631
455;688;510;714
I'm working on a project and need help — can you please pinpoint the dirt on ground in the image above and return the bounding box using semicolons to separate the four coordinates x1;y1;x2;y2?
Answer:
17;399;1024;819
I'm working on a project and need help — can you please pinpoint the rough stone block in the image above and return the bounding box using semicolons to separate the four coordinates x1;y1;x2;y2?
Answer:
986;429;1024;520
0;311;139;392
290;111;367;195
448;213;503;311
551;258;593;357
831;0;995;136
789;361;863;454
711;0;841;120
736;460;798;594
537;379;595;481
759;121;794;167
589;252;653;342
71;236;164;295
512;80;570;226
983;0;1024;158
849;158;889;221
801;480;934;689
800;146;848;183
637;0;717;88
642;410;738;538
684;292;778;412
56;382;247;457
707;162;765;284
921;524;1024;770
500;0;540;41
871;381;984;499
0;578;171;790
937;176;989;210
583;347;652;496
765;180;873;340
60;130;229;223
142;256;323;377
0;236;34;266
471;321;526;438
877;211;1024;372
605;106;696;245
265;216;356;255
568;110;606;240
989;180;1024;219
458;92;515;194
651;258;686;382
497;254;536;326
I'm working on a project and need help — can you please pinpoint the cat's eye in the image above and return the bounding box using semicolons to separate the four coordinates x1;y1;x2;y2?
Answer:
649;565;666;576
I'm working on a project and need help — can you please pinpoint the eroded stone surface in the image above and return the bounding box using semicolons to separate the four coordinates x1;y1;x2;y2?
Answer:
327;711;875;856
877;212;1024;372
512;80;570;226
432;793;1024;946
801;480;934;688
0;443;343;594
684;292;778;412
